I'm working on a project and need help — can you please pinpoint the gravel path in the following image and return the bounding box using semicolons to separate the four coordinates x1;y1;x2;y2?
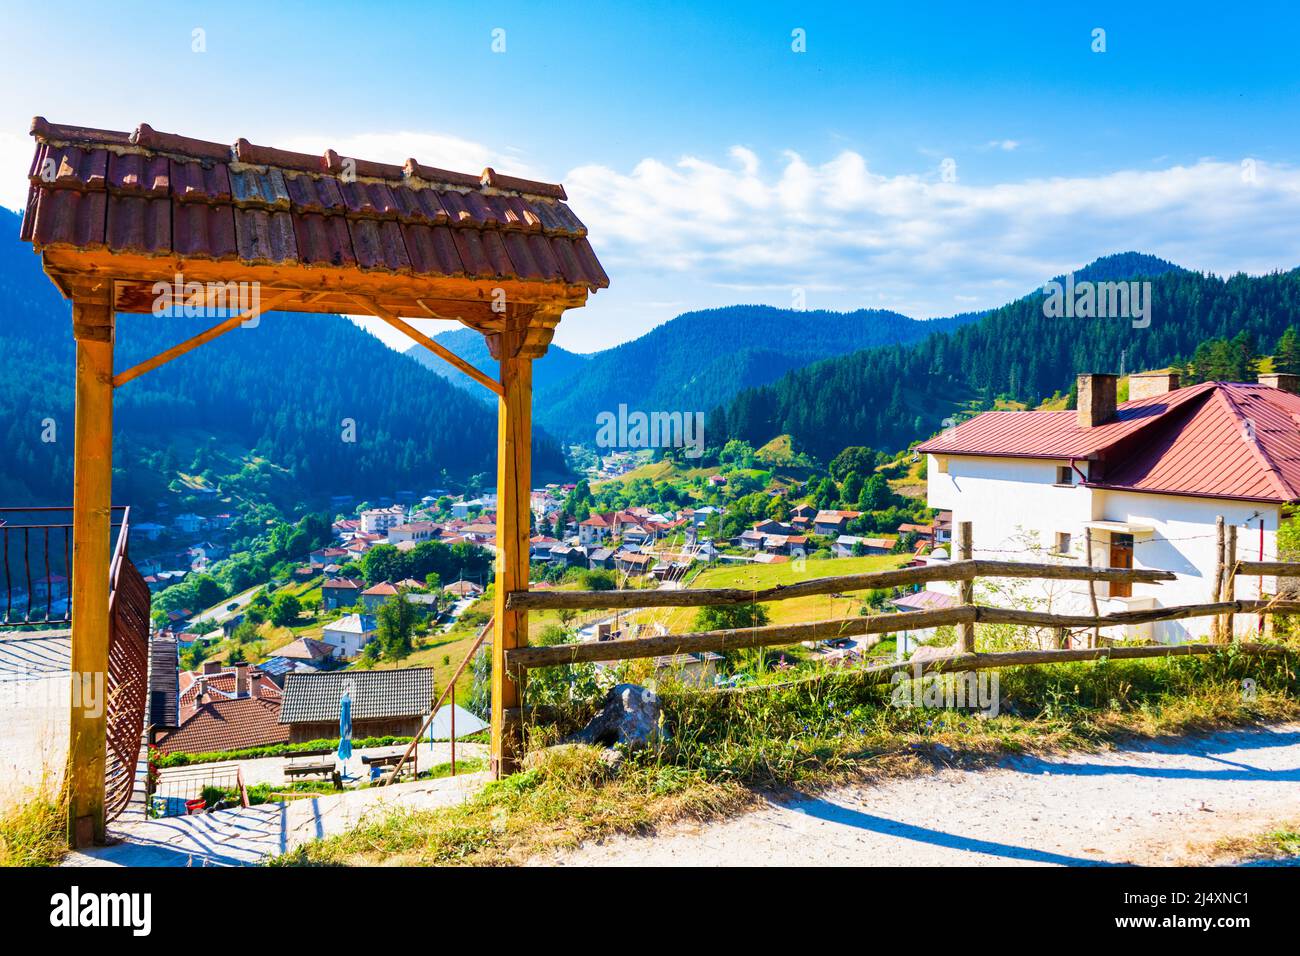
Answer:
543;723;1300;867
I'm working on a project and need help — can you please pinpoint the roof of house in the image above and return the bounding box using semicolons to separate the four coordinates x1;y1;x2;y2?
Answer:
443;580;483;595
155;668;287;755
322;577;364;590
274;637;336;661
891;589;960;612
588;547;615;561
279;668;434;724
918;381;1300;503
362;581;399;596
323;613;377;635
814;510;861;524
615;550;654;565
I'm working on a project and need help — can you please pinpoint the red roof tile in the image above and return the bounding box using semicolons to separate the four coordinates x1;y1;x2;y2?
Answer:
21;117;606;291
920;382;1300;504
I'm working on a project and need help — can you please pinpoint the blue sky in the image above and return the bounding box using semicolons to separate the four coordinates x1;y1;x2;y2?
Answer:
3;1;1299;351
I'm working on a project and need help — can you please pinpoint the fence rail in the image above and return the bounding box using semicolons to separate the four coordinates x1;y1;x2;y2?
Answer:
501;526;1300;675
505;559;1176;612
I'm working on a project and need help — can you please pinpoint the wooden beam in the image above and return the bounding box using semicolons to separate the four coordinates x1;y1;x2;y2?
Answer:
112;291;297;388
504;599;1300;672
67;294;114;848
347;295;504;397
956;521;975;652
42;247;591;313
491;326;532;777
505;560;1177;611
506;607;973;671
1225;524;1238;641
1236;560;1300;576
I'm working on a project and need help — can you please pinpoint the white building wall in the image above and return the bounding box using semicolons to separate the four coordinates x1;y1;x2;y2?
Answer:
926;454;1280;643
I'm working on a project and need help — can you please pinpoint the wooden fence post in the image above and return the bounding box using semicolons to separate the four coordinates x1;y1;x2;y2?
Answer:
1085;528;1100;649
957;521;974;652
1212;515;1225;641
1224;524;1238;642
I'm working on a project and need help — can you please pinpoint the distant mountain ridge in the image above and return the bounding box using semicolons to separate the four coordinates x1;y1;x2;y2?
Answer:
710;253;1300;462
527;304;982;440
405;327;590;396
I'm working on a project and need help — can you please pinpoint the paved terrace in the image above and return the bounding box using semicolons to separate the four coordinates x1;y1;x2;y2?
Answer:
0;629;70;803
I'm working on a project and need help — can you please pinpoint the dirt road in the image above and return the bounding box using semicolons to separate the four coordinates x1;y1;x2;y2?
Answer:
543;723;1300;866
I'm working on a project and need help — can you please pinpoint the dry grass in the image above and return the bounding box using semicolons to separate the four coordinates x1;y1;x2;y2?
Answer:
0;772;67;868
275;649;1300;867
1207;824;1300;865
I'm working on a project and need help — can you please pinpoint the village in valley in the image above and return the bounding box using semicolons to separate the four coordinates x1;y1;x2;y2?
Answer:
5;6;1300;903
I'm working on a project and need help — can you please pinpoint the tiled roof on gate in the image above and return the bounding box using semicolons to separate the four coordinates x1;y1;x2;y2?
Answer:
918;382;1300;504
279;668;434;724
21;117;608;290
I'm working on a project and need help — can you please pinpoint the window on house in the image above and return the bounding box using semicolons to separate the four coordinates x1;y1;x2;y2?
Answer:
1055;532;1071;555
1055;465;1074;485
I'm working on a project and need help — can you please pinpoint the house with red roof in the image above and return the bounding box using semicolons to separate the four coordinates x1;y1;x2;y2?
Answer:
321;576;365;610
917;371;1300;643
153;661;289;756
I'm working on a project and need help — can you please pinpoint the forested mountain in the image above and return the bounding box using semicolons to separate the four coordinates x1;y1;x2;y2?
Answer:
0;208;567;510
529;304;982;440
710;259;1300;462
404;326;590;397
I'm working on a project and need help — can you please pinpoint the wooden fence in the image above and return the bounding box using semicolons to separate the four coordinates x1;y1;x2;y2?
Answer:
500;521;1300;677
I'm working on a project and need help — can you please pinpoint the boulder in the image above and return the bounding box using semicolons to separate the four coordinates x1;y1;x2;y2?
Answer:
571;683;661;750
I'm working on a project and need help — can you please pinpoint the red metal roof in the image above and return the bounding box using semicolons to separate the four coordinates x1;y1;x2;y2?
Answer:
21;117;608;290
918;382;1300;503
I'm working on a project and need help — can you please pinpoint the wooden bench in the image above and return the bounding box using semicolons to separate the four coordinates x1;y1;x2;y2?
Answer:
284;761;341;789
362;752;416;782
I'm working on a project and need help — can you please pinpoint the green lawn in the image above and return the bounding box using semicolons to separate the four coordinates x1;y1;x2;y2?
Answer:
631;553;910;634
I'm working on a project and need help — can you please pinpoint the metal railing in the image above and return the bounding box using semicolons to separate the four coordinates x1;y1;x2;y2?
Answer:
0;505;128;625
105;506;151;821
1;505;151;821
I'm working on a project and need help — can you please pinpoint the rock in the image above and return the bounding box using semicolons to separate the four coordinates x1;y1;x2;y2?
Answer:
571;683;661;750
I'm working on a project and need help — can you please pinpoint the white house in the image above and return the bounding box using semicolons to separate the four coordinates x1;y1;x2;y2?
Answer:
360;506;406;535
320;613;378;658
917;372;1299;644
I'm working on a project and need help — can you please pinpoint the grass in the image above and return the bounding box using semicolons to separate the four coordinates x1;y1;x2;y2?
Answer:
0;774;66;867
629;553;909;634
276;646;1300;867
1210;824;1300;865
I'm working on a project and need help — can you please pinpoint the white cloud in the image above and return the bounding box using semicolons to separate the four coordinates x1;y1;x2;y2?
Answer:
564;148;1300;326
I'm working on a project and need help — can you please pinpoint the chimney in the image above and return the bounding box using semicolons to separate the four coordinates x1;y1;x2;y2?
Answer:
1128;370;1180;400
247;668;260;699
1258;372;1300;394
195;676;208;703
1077;373;1118;428
235;661;250;698
203;661;221;675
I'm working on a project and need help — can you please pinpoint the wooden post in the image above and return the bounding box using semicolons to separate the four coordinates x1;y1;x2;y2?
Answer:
1085;528;1100;649
1212;515;1225;641
67;293;114;848
489;325;532;778
1224;524;1238;642
956;521;974;652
